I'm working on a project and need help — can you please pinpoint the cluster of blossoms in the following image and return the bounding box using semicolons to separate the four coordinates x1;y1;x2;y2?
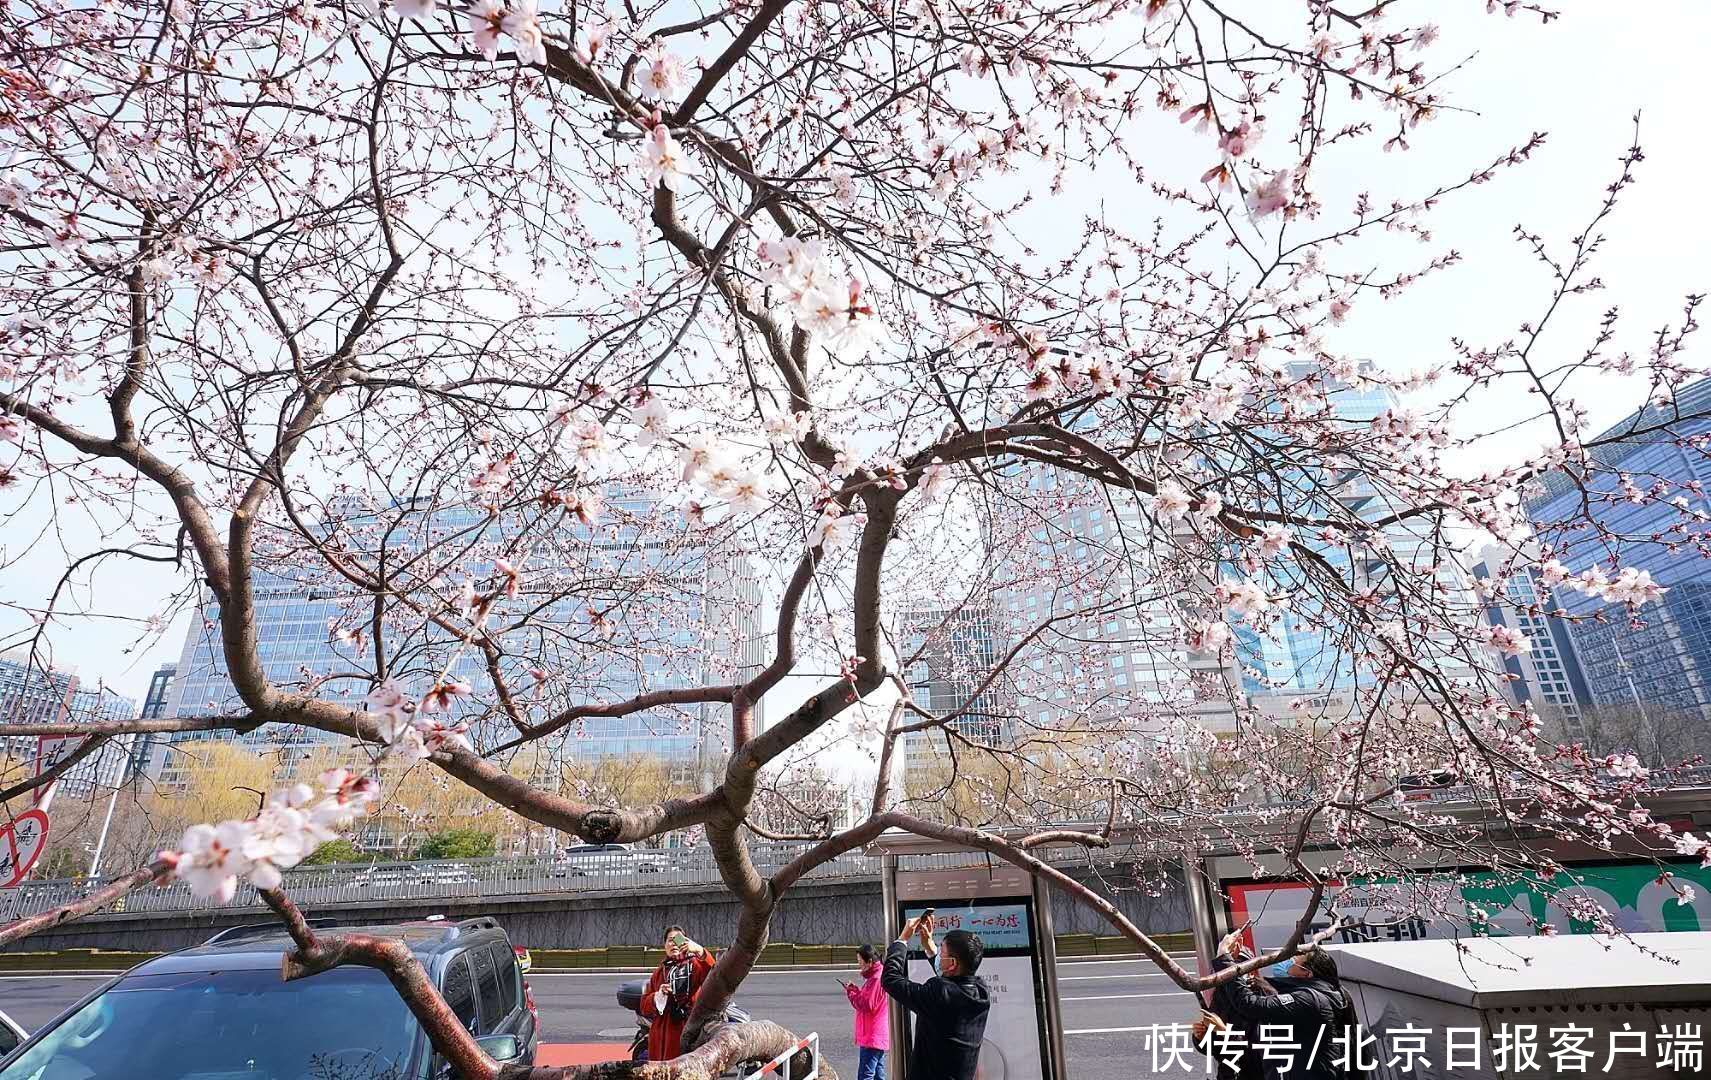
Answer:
1185;619;1234;654
1539;560;1667;606
1674;832;1711;867
165;770;379;900
365;679;475;762
808;502;867;551
547;403;611;468
678;436;773;515
1215;577;1274;621
756;238;884;357
468;448;517;496
393;0;546;65
1012;341;1129;404
1482;624;1532;656
1370;406;1451;458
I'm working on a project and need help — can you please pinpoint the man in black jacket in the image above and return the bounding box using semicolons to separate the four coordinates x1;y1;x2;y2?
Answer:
882;915;991;1080
1212;937;1357;1080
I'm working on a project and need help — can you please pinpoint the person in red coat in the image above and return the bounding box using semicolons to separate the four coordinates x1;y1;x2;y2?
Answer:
639;926;717;1061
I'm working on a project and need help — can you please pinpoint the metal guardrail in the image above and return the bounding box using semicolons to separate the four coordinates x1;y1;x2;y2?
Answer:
0;844;882;923
8;768;1710;924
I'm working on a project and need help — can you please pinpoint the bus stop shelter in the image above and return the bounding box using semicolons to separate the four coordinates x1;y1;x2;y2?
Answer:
867;829;1069;1080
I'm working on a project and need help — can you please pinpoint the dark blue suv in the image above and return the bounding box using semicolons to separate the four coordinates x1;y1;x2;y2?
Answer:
0;917;537;1080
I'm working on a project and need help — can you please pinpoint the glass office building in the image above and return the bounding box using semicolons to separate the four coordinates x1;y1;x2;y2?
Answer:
161;491;765;779
1470;550;1592;740
1235;362;1479;701
1522;377;1711;745
0;652;137;795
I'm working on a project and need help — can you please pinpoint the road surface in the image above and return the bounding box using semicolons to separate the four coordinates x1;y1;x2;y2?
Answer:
0;956;1199;1079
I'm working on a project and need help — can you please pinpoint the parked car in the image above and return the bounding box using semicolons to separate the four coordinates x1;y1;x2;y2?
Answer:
0;916;536;1079
0;1009;24;1059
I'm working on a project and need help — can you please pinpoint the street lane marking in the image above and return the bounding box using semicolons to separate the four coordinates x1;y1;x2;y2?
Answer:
1062;992;1186;1001
0;974;113;980
1065;1025;1171;1035
1058;972;1168;981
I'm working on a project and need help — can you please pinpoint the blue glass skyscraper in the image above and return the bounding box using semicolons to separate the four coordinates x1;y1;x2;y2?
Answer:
1522;377;1711;747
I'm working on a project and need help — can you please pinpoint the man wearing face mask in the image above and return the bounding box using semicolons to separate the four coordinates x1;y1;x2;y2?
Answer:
1204;931;1360;1080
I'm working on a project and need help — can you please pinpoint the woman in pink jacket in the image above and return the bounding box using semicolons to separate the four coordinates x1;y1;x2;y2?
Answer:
842;944;890;1080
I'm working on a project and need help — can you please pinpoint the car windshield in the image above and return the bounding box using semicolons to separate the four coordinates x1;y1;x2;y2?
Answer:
0;967;420;1080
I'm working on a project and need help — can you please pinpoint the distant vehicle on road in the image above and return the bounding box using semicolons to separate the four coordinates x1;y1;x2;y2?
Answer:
0;917;536;1079
553;843;666;877
514;945;532;974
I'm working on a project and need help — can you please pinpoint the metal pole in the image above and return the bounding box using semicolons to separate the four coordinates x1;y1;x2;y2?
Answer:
881;853;904;1080
88;735;134;879
1182;848;1216;1004
1031;871;1068;1080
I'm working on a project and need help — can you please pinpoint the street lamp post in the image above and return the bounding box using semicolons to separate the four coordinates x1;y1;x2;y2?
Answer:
87;733;136;880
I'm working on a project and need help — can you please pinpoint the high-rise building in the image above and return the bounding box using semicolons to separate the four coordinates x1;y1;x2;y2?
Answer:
0;650;77;765
62;687;139;795
1522;377;1711;758
160;491;765;778
1235;362;1481;702
898;604;1015;782
0;651;138;796
1470;548;1592;739
134;662;176;780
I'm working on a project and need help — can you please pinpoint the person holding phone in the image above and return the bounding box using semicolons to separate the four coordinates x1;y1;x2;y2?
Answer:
639;925;716;1061
843;944;890;1080
883;912;990;1080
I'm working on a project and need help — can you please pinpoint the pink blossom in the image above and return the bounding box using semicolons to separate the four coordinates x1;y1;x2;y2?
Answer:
1186;620;1233;653
1216;577;1272;620
640;124;697;193
393;0;435;17
918;458;951;501
1152;480;1192;522
502;0;546;66
575;15;611;63
1256;524;1292;559
421;679;472;713
639;47;688;101
809;506;866;551
0;415;21;443
765;411;811;445
1023;368;1055;402
466;0;505;60
173;822;252;902
1246;169;1291;218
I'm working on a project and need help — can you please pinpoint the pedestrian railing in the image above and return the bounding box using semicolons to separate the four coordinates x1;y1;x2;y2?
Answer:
742;1031;818;1080
0;845;881;923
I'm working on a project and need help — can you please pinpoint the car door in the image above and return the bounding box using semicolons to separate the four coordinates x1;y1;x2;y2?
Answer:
487;942;536;1056
431;953;481;1077
470;944;505;1041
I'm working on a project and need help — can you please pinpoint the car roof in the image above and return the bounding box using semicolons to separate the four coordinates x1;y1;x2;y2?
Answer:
128;918;509;976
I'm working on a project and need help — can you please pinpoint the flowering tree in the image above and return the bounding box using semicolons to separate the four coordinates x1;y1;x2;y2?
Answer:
3;0;1709;1076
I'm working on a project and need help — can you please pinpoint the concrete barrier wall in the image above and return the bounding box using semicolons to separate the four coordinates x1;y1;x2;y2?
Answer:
3;863;1189;954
